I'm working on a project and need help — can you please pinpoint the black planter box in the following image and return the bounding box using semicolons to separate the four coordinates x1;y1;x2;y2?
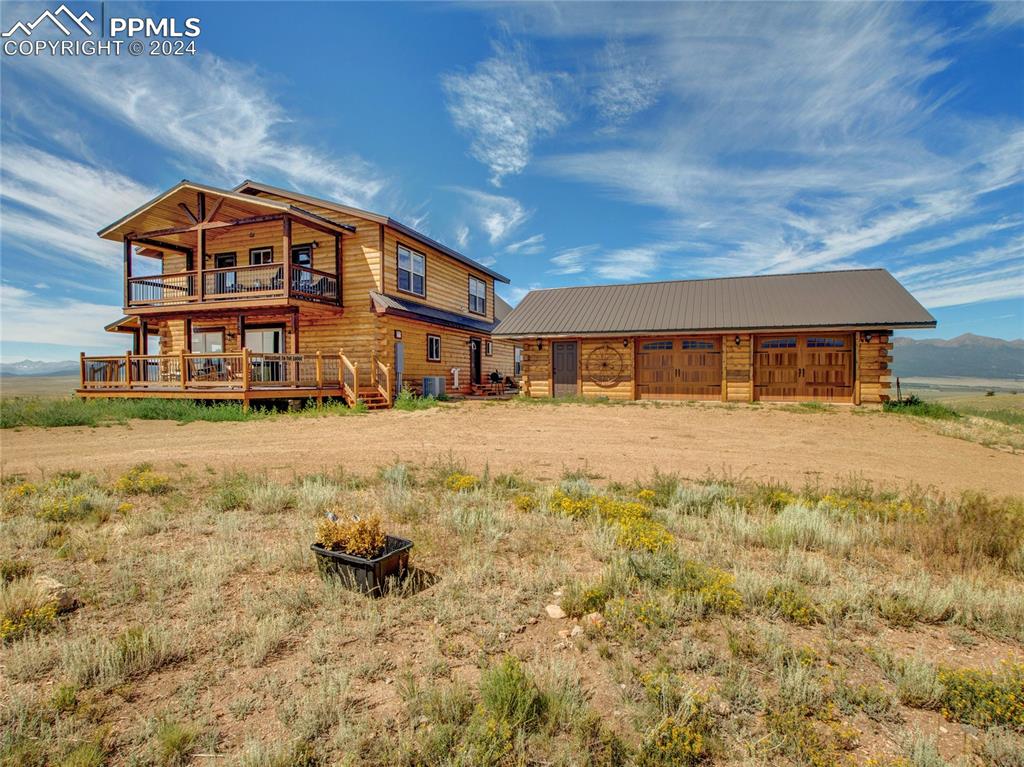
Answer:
311;535;413;596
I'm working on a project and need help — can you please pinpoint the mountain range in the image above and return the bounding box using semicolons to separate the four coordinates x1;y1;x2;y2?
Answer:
891;334;1023;380
1;333;1021;380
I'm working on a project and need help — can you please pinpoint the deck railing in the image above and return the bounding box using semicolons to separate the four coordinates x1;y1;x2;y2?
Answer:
127;264;339;307
339;351;358;403
79;351;344;393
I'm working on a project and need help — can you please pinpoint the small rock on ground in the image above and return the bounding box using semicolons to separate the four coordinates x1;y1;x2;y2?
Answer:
545;604;566;619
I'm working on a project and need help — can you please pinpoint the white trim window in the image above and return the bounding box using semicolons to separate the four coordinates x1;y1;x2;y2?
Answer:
249;247;274;265
514;347;522;377
427;334;441;361
468;276;487;315
398;245;425;296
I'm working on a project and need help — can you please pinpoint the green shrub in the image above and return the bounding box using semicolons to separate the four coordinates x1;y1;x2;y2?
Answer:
394;387;440;411
938;663;1024;731
154;720;200;766
478;656;546;732
635;694;716;767
0;577;58;642
883;397;959;420
114;464;171;496
669;560;743;616
0;558;32;582
763;582;819;626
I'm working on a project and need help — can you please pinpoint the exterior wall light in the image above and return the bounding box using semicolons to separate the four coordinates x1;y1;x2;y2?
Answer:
622;338;629;347
864;333;873;342
536;339;543;350
734;335;741;346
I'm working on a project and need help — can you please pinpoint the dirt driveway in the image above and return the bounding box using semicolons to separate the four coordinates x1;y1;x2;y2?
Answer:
2;401;1021;495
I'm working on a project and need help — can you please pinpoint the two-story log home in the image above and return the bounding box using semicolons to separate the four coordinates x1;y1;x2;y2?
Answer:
78;180;521;409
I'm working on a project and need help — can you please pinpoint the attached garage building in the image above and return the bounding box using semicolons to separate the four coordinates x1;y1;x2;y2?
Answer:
493;269;935;404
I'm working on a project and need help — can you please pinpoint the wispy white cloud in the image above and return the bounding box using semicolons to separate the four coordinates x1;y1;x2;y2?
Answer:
981;1;1024;29
549;245;597;275
498;284;542;305
13;52;386;208
504;234;545;256
451;187;530;244
595;243;681;281
494;3;1024;306
0;144;156;269
454;224;470;249
903;215;1024;256
0;284;122;349
593;41;661;126
442;42;567;185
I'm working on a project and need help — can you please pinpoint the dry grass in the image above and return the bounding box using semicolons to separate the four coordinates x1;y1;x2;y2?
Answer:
1;463;1022;765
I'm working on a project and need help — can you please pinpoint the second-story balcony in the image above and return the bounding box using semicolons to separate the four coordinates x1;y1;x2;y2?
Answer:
127;263;340;308
97;180;357;315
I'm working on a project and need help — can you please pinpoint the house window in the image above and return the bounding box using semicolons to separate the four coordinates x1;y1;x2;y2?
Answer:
427;334;441;362
214;252;236;268
249;247;273;265
514;347;522;376
642;340;673;351
191;328;224;354
468;276;487;315
485;340;493;356
291;244;312;267
681;339;715;350
397;244;425;296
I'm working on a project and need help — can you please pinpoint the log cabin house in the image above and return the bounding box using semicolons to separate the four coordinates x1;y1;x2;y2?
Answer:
493;270;936;404
78;180;520;409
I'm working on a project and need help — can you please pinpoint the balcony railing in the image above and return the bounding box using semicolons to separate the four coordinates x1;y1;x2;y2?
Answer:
127;264;339;308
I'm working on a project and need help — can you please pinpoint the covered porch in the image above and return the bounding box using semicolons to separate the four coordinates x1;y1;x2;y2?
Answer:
99;181;355;310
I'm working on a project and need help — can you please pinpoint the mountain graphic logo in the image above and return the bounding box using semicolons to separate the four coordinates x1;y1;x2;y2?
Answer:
2;4;94;37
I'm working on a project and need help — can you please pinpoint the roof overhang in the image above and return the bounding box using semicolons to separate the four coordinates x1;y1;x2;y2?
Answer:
370;291;498;334
493;321;936;339
98;181;356;255
235;179;511;284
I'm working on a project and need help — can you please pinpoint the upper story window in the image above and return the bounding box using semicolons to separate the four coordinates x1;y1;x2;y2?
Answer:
249;247;274;265
291;244;312;267
397;244;425;297
468;276;487;315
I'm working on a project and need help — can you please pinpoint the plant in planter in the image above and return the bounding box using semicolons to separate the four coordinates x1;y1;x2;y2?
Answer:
311;512;412;596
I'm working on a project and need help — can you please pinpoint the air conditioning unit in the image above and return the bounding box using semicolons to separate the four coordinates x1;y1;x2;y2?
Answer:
422;376;446;397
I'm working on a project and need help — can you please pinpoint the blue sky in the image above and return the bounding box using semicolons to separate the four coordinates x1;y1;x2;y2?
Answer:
1;1;1022;361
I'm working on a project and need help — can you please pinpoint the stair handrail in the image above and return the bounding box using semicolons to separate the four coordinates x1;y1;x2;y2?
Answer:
375;358;392;406
339;349;358;405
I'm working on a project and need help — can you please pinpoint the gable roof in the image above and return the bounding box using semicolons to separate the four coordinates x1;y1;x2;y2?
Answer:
96;180;355;245
234;180;511;284
494;269;935;337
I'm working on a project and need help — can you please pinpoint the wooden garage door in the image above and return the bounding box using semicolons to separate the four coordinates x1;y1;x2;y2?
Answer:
636;337;721;399
754;334;853;401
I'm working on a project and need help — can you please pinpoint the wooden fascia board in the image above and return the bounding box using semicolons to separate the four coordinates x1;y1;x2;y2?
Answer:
492;323;926;339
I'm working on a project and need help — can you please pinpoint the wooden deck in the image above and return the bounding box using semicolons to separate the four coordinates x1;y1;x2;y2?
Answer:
77;349;393;410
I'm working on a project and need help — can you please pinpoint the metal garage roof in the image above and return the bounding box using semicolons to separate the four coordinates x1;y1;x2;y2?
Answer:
493;269;935;337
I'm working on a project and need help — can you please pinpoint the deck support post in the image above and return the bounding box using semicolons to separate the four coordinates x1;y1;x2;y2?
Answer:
334;234;342;306
139;321;148;356
123;237;132;308
242;347;251;392
79;352;86;390
125;352;133;389
315;351;323;406
282;216;292;301
179;350;187;390
196;226;206;302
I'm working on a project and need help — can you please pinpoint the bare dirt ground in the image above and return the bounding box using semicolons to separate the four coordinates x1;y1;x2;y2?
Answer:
3;400;1021;494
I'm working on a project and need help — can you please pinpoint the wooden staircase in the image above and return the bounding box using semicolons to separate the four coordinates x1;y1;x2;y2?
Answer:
357;388;390;410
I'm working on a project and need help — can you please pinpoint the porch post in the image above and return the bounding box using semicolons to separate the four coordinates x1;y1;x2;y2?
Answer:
335;234;342;306
282;216;293;300
123;236;132;308
196;225;206;302
139;321;149;355
131;330;140;355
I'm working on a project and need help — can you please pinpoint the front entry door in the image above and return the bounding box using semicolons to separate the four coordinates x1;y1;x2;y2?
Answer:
470;338;482;385
552;341;578;397
754;334;853;401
